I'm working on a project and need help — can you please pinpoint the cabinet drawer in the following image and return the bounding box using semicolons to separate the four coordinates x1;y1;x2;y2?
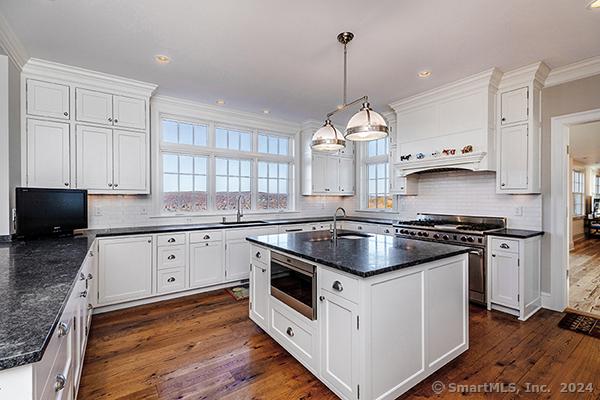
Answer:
271;302;317;368
157;267;186;294
157;245;186;269
320;267;359;304
34;317;72;398
491;238;519;254
189;230;222;243
157;233;186;246
252;246;269;265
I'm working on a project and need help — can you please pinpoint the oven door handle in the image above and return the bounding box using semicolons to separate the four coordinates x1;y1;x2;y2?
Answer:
469;250;483;255
272;261;314;277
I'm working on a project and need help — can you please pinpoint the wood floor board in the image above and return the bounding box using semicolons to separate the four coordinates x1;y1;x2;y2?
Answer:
569;239;600;316
79;290;600;400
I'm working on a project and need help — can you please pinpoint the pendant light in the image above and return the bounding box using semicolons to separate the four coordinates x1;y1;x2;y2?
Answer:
311;32;388;151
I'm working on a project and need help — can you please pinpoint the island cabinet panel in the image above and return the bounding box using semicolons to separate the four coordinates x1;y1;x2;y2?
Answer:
97;236;153;305
319;290;360;400
249;258;269;330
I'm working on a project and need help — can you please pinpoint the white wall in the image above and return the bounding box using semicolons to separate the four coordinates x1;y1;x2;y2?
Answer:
0;54;9;236
8;53;20;234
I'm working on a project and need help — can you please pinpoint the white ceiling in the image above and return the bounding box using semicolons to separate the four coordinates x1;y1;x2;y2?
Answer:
571;121;600;166
1;0;600;122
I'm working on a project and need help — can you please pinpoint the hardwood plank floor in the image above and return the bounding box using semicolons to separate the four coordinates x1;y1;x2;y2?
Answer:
78;290;600;400
569;239;600;315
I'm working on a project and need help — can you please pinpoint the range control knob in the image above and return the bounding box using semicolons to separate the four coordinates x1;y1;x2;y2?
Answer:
460;236;467;242
433;233;440;239
410;231;416;236
442;234;449;240
417;232;423;236
422;232;429;237
467;237;475;243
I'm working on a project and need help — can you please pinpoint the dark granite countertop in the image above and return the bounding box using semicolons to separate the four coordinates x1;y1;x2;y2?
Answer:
0;235;94;371
87;215;395;237
485;229;544;239
247;230;471;277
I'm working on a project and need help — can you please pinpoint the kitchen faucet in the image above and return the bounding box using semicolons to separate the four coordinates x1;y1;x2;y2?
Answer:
236;195;244;222
332;207;346;243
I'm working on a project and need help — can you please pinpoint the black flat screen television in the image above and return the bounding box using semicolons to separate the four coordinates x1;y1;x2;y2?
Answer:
16;187;88;238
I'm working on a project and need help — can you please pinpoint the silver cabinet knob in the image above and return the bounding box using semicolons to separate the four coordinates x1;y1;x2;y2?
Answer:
113;183;118;188
286;327;294;337
64;182;69;187
108;183;113;187
501;183;506;187
114;118;118;123
167;254;176;260
167;277;176;283
63;111;69;117
87;273;93;280
55;374;66;392
80;272;85;280
319;295;325;302
147;239;152;243
203;234;210;240
255;251;261;259
500;243;510;249
492;254;496;257
80;290;87;298
108;117;113;122
57;322;69;337
168;238;176;243
332;280;343;292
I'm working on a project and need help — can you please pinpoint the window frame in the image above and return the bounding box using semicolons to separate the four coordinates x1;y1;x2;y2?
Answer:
360;137;395;212
572;169;585;217
156;113;295;215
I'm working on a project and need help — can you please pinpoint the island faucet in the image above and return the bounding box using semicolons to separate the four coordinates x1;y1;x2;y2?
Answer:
236;195;244;222
332;207;346;243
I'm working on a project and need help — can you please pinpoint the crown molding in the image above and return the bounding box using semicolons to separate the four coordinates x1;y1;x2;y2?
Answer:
545;55;600;88
153;95;301;135
22;58;157;97
0;12;28;68
389;67;503;112
498;61;550;89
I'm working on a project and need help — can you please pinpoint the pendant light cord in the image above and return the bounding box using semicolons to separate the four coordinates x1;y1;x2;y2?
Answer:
343;43;347;105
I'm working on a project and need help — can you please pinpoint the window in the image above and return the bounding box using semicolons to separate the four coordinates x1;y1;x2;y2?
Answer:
162;119;207;146
363;137;392;210
595;176;600;195
215;127;252;151
215;158;252;210
162;154;208;212
258;133;289;155
258;162;289;210
572;170;584;216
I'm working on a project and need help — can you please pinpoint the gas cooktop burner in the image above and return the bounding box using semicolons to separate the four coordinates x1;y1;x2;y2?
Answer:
396;220;502;233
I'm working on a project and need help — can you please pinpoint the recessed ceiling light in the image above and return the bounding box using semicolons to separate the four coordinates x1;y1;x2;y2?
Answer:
154;55;171;64
418;70;432;78
216;99;225;105
263;109;270;114
587;0;600;9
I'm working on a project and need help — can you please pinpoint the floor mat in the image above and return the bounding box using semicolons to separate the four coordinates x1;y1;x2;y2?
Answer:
226;285;249;300
558;312;600;339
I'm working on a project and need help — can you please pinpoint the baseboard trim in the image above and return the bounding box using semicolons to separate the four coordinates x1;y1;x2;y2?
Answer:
0;234;13;243
541;291;563;312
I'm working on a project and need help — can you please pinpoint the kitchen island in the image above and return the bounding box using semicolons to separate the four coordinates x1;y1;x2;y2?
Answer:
247;230;471;400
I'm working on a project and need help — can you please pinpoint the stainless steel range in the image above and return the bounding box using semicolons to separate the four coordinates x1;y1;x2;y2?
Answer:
393;213;506;305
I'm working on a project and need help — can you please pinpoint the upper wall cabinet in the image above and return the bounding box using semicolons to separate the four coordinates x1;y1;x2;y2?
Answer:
495;62;549;194
21;59;156;194
26;79;70;120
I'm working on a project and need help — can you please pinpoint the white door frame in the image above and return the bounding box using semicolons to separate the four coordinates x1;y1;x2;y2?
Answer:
549;108;600;311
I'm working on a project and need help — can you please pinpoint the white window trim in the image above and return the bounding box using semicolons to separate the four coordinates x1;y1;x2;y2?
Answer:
357;139;396;212
572;169;585;217
152;109;297;216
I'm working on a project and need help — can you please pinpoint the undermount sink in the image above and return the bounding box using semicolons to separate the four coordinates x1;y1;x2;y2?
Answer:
308;232;372;242
220;220;267;225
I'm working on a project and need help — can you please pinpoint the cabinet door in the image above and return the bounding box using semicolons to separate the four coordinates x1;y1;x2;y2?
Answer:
325;157;340;193
490;251;519;308
338;158;354;194
249;262;269;329
312;154;328;193
26;79;70;119
26;119;70;188
113;95;146;130
76;125;113;190
320;290;359;400
98;236;153;305
500;87;528;125
190;242;224;287
113;130;147;191
225;239;251;281
75;88;113;126
499;124;528;190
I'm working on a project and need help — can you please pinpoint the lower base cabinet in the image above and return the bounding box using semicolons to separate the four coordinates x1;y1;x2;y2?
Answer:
249;260;269;330
225;239;251;281
190;241;224;287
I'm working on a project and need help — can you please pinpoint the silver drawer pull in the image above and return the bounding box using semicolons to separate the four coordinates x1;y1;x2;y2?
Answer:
500;243;510;249
79;272;85;281
55;374;66;392
57;322;70;337
167;277;176;283
255;251;261;259
332;280;343;292
80;290;88;298
203;234;210;240
87;273;93;280
167;238;176;243
319;295;325;302
286;327;294;337
167;254;176;260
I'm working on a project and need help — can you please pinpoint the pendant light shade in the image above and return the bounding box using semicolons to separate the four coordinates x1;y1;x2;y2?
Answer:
311;119;346;151
344;102;389;141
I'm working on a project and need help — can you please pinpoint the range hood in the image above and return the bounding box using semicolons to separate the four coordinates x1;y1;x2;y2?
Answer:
389;68;502;176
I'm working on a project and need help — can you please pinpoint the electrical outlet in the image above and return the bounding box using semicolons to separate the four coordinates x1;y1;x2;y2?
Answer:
94;206;103;216
140;207;148;215
514;206;523;216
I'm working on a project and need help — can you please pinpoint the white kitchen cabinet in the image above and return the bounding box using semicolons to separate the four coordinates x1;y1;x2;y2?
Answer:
311;155;332;193
26;79;70;120
225;239;251;281
189;241;224;287
498;124;528;191
98;236;153;305
338;158;354;194
487;235;541;321
76;125;113;190
113;95;146;130
76;88;113;126
319;290;360;400
26;119;70;188
113;130;147;191
391;174;418;196
249;258;269;330
500;87;528;125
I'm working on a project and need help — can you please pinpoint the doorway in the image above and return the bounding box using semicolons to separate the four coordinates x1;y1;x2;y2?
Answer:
567;121;600;316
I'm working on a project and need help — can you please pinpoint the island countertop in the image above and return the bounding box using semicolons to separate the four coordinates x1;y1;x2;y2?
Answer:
247;230;472;277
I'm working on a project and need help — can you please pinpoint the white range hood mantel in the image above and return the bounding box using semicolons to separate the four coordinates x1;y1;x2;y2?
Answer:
390;68;502;176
